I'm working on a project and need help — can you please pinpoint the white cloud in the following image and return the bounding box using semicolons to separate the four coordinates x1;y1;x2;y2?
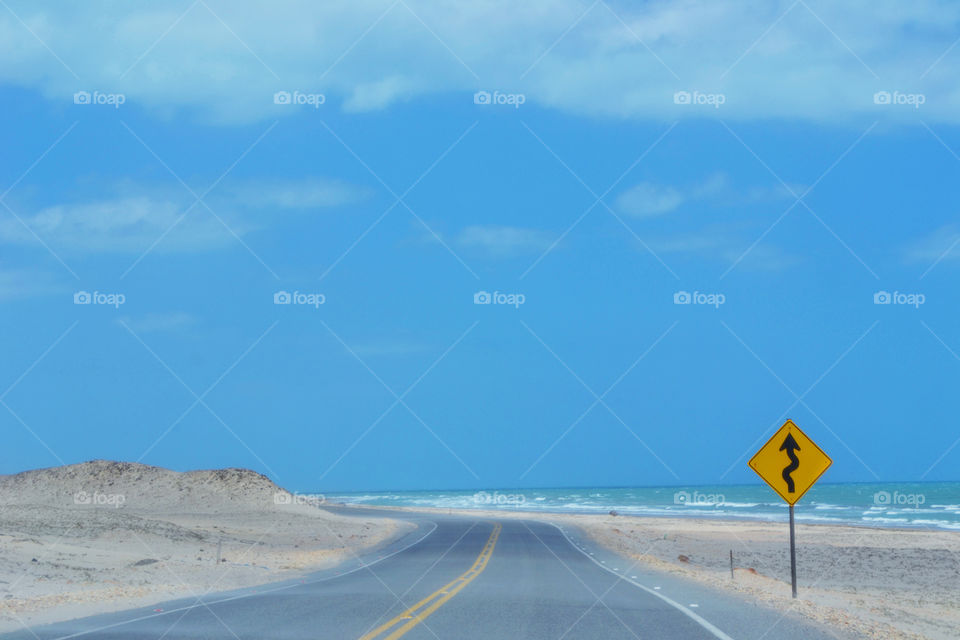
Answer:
456;225;554;257
0;195;240;253
647;227;800;271
229;178;368;211
0;268;65;300
903;225;960;264
616;183;685;217
0;178;366;253
0;196;227;253
343;76;419;112
617;173;790;216
1;1;957;123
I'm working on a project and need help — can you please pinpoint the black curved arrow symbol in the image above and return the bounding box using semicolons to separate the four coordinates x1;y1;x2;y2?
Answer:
779;433;801;493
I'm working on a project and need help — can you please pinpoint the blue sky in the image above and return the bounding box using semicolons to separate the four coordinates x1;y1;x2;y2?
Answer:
2;1;960;492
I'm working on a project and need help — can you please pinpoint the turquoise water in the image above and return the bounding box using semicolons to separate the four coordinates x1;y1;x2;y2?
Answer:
325;482;960;531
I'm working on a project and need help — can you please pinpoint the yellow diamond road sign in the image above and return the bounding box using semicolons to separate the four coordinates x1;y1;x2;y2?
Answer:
749;420;832;505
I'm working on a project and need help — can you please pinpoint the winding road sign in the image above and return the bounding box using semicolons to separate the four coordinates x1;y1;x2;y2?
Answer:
748;419;832;505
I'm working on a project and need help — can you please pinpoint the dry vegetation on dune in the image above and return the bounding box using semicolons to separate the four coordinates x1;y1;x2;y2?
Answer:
0;461;409;632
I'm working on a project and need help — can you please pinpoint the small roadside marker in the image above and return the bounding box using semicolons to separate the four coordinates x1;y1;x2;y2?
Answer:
654;586;661;590
689;604;699;608
153;608;163;612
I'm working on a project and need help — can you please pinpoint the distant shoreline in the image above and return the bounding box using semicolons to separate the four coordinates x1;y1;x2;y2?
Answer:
330;500;960;532
324;480;960;532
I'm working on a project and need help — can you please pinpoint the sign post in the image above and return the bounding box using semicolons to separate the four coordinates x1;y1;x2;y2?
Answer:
788;505;797;598
748;419;831;599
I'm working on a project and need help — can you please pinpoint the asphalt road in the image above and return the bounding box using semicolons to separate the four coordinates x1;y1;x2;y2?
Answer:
1;510;843;640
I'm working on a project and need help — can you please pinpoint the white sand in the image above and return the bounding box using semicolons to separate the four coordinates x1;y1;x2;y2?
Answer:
569;514;959;640
0;461;411;633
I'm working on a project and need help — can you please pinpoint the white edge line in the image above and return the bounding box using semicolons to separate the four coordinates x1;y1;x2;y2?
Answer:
549;523;736;640
45;519;439;640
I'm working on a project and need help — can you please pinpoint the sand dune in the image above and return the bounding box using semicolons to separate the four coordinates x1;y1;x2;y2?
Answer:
0;461;409;633
1;460;300;512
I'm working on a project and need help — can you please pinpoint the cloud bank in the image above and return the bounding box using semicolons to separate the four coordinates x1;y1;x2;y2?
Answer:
1;0;958;124
0;179;366;253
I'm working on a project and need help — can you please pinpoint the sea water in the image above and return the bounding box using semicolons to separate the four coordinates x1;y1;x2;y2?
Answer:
324;482;960;531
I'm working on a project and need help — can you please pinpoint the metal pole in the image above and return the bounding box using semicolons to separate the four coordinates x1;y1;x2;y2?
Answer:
788;505;797;598
216;538;222;565
729;549;734;580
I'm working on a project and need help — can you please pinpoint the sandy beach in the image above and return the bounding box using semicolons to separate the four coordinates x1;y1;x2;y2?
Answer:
346;504;959;640
0;462;411;633
566;514;959;640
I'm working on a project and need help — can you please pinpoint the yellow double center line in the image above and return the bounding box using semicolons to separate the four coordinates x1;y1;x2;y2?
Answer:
359;522;502;640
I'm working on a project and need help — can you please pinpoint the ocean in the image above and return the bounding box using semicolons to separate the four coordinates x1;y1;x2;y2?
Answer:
324;482;960;531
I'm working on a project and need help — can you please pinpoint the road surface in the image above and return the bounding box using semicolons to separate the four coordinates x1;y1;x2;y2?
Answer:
1;509;842;639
